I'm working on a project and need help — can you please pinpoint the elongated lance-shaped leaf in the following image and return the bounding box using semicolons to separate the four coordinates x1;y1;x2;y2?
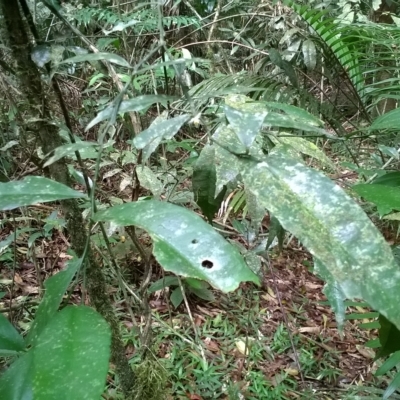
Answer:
86;95;174;131
224;104;267;149
131;113;190;164
93;200;259;292
192;144;226;222
0;314;25;356
0;177;86;211
241;149;400;330
26;256;83;346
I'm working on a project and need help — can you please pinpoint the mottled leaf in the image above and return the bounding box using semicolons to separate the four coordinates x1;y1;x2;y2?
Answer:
302;39;317;70
192;145;226;222
242;150;400;330
44;142;98;167
132;114;190;164
136;166;163;198
272;133;334;169
86;95;173;131
224;104;267;149
93;200;259;292
32;306;111;400
0;177;86;211
315;259;346;332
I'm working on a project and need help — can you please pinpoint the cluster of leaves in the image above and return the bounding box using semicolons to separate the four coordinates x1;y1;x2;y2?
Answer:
3;0;400;398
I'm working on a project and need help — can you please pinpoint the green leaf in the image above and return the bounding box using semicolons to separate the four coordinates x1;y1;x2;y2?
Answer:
352;184;400;216
0;314;25;356
383;370;400;400
26;256;83;346
189;286;216;302
61;52;131;68
315;259;346;332
370;108;400;131
192;145;226;222
170;287;184;308
136;166;163;197
132;114;190;164
148;276;180;293
224;104;267;149
32;306;111;400
0;177;86;211
0;350;33;400
272;134;334;169
376;350;400;376
44;142;98;167
86;95;173;131
241;150;400;330
93;200;259;292
376;314;400;359
185;278;208;290
371;172;400;187
302;39;317;70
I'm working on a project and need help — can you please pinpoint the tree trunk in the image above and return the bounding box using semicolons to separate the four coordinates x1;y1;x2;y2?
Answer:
0;0;135;396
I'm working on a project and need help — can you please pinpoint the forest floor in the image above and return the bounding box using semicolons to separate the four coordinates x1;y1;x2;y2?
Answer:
0;218;392;400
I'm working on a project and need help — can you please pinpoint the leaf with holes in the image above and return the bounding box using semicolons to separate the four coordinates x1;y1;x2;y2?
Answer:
0;177;86;211
93;200;259;292
241;149;400;330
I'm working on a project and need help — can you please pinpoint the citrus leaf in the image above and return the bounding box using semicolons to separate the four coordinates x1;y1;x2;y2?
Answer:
93;200;259;292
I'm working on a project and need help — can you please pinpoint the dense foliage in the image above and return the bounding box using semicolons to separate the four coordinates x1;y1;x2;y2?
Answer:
2;0;400;398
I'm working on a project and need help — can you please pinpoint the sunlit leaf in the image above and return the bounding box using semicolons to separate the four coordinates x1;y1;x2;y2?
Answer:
302;39;317;70
132;114;190;164
241;149;400;330
60;52;131;67
86;95;173;131
32;306;111;400
44;142;98;167
0;177;86;211
93;200;259;292
353;184;400;217
224;104;267;149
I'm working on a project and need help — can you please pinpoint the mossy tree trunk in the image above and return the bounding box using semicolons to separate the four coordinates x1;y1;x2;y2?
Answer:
0;0;135;396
